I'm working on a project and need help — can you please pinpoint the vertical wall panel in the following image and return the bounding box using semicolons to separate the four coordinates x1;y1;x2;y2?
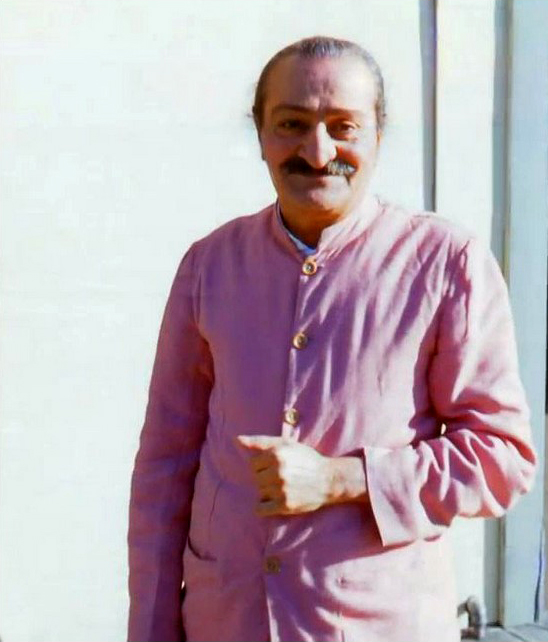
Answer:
502;0;548;626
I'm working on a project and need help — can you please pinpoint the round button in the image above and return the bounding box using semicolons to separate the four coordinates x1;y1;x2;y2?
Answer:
284;408;299;426
264;556;281;574
292;331;308;349
302;258;318;275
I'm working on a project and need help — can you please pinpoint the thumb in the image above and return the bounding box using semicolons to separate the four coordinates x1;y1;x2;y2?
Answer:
236;434;286;451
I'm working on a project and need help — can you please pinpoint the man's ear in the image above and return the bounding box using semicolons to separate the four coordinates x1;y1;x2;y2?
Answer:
252;116;266;160
258;138;265;161
256;130;266;160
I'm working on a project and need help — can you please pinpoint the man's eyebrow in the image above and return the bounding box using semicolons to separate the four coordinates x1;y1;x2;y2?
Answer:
271;104;366;118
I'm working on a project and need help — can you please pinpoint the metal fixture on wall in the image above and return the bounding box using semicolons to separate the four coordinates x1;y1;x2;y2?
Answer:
458;595;487;640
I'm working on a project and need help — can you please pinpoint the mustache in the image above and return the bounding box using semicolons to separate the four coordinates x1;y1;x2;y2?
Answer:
281;157;356;177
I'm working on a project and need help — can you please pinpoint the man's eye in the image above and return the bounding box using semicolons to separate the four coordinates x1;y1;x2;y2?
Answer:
278;119;307;131
331;122;357;135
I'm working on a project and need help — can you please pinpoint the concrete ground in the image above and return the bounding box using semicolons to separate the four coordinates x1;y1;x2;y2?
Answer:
462;623;548;641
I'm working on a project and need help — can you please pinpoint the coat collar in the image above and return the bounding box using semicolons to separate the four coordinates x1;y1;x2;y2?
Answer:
269;193;383;264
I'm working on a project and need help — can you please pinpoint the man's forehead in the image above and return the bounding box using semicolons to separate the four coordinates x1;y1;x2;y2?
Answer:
264;53;377;115
271;103;368;120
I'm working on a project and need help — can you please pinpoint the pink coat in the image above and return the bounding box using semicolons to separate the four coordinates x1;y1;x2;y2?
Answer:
128;195;536;642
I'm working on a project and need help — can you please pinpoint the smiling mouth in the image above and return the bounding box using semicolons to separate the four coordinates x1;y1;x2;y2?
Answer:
292;173;340;182
286;170;355;188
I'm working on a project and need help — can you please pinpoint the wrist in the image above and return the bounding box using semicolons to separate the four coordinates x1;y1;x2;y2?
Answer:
325;456;368;505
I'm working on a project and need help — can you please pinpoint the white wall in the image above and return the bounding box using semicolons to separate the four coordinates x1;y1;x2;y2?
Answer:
0;2;426;640
0;1;501;640
436;0;502;623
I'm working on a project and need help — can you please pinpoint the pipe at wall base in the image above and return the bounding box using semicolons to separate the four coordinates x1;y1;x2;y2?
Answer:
458;595;487;640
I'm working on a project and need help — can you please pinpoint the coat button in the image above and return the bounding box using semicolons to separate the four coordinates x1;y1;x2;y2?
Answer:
292;331;308;349
284;408;299;426
264;556;281;574
302;258;318;275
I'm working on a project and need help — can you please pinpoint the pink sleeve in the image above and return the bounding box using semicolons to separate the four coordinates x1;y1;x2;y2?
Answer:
365;238;537;547
127;245;213;642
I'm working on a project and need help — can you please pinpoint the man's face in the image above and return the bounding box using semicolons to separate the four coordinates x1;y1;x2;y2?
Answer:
258;53;381;219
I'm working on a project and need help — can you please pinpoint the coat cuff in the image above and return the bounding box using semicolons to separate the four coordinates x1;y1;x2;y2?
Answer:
363;445;446;547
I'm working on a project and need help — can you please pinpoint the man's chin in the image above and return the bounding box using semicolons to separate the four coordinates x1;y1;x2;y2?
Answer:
285;188;348;214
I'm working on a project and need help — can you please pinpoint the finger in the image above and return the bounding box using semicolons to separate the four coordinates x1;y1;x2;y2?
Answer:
254;481;283;507
249;451;276;473
237;434;286;451
257;480;283;499
255;466;280;486
256;498;285;517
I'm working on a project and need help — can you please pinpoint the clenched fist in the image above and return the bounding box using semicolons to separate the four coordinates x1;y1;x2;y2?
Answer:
237;435;367;516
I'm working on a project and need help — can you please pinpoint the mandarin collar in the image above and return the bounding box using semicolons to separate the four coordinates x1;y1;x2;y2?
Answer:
270;193;381;263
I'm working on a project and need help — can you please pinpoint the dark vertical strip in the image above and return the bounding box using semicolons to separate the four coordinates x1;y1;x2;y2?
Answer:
491;1;511;625
419;0;437;212
491;0;509;266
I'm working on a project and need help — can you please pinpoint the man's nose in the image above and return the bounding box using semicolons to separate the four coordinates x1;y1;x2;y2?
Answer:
298;123;337;169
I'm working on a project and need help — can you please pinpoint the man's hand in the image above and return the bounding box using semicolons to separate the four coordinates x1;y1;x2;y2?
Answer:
237;435;367;516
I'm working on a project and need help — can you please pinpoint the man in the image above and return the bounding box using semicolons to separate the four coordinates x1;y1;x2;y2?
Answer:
128;36;536;642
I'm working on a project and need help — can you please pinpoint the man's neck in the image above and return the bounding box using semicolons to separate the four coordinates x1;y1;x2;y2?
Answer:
277;197;362;248
279;213;320;249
